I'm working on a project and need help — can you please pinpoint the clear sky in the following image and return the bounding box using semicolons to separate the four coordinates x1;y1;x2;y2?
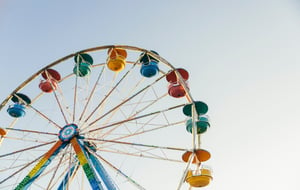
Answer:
1;0;300;190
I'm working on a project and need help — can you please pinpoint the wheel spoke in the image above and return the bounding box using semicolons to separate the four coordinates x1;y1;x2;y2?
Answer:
46;145;68;189
57;161;80;190
0;140;56;158
89;151;146;190
5;128;57;136
14;140;66;189
79;66;105;122
85;138;187;152
84;103;184;134
98;92;170;139
73;72;79;123
84;60;139;124
88;73;167;127
98;147;182;163
52;85;70;125
0;154;43;185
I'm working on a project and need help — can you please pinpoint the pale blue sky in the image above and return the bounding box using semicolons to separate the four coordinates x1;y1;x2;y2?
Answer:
1;0;300;189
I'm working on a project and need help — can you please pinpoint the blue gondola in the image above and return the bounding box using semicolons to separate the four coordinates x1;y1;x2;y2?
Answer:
7;93;31;118
140;50;159;77
7;103;26;118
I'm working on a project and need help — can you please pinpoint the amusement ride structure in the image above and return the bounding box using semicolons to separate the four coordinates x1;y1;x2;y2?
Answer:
0;45;212;189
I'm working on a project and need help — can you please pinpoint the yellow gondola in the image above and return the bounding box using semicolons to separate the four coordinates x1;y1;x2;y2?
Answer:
185;168;213;188
107;48;127;72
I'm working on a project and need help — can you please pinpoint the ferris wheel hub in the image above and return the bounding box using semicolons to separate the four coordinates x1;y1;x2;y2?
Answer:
58;124;79;142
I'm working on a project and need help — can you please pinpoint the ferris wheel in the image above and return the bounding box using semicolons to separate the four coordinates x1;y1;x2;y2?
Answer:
0;45;212;190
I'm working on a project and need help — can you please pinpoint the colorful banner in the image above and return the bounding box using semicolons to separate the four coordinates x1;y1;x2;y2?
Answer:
89;153;119;190
15;140;65;190
70;138;103;190
57;162;80;190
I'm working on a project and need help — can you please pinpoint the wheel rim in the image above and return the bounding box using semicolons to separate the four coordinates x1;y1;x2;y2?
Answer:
0;45;203;190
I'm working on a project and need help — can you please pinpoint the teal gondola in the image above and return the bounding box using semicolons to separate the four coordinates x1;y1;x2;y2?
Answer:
186;115;210;134
73;53;93;77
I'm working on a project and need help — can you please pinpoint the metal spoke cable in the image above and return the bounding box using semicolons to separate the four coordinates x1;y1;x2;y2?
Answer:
88;93;168;139
85;138;188;152
87;119;185;152
0;140;56;158
88;73;166;127
89;151;146;190
5;128;57;136
84;59;139;124
84;103;184;134
0;154;43;184
79;65;105;122
73;71;79;123
98;148;182;163
52;85;70;125
1;136;55;144
46;145;69;189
